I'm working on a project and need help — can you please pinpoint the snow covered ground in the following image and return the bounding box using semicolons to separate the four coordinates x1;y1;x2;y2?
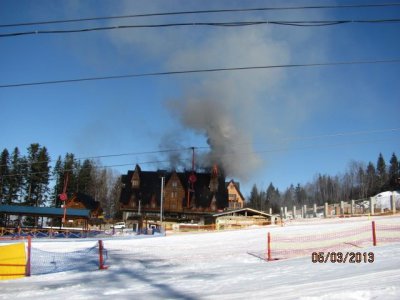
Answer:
1;215;400;300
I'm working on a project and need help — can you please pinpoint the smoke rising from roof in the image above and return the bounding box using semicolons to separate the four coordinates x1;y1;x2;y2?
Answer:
106;1;328;180
168;96;262;180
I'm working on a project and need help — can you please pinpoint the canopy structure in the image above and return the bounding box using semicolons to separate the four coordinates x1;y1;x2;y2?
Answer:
0;204;91;230
0;205;90;218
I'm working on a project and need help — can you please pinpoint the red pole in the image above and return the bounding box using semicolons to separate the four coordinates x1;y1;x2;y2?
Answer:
267;232;272;261
98;240;108;270
372;221;377;246
26;236;31;276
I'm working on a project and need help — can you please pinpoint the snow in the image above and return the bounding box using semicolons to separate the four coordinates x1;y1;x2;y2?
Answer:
1;215;400;300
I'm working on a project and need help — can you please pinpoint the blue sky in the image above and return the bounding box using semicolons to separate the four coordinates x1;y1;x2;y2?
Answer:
1;0;399;197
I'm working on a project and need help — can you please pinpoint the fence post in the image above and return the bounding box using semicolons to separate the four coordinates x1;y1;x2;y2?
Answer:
372;221;377;246
25;236;31;277
98;240;108;270
369;197;375;215
324;202;328;218
340;201;344;216
391;192;396;214
267;232;272;261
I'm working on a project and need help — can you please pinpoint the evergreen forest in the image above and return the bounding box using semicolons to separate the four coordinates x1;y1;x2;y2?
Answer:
247;152;400;213
1;144;399;216
0;143;122;220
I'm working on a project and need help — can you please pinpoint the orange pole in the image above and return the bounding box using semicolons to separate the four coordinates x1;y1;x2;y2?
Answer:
372;221;377;246
267;232;272;261
98;240;108;270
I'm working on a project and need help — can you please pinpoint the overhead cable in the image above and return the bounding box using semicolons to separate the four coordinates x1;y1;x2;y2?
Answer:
1;59;400;89
0;128;399;169
1;18;400;38
1;135;398;179
1;2;400;28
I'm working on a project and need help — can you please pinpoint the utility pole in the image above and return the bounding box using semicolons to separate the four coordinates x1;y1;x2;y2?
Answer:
187;147;196;208
160;176;165;225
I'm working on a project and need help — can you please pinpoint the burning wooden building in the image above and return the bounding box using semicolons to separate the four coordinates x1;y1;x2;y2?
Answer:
119;164;245;225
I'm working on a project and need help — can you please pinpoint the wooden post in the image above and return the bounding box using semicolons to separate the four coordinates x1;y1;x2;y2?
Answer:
267;232;272;261
372;221;377;246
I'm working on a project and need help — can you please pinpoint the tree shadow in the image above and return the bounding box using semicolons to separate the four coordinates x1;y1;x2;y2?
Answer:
101;251;218;299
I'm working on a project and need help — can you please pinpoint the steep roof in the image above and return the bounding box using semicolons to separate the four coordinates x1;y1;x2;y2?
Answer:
226;179;246;201
71;193;101;211
212;208;272;218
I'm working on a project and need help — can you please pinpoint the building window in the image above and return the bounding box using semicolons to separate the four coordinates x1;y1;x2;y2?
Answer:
172;181;178;188
132;179;139;188
171;191;177;198
229;194;237;201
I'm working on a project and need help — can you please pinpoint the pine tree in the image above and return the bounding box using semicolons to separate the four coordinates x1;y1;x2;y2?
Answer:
376;153;388;192
0;149;10;204
248;184;260;210
265;183;281;213
65;153;79;194
283;184;295;206
52;156;63;207
24;144;51;207
295;183;307;205
8;147;25;204
77;159;95;195
265;183;275;211
365;162;378;196
388;153;399;190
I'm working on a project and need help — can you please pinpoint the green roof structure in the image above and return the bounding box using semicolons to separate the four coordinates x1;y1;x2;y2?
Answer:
0;205;90;218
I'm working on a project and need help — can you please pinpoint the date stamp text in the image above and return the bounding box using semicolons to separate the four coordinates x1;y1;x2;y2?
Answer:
311;252;374;263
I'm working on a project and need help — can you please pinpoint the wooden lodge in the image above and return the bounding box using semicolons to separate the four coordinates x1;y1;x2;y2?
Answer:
63;193;104;228
119;165;246;226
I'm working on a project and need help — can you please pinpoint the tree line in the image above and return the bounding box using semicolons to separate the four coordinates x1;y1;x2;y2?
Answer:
0;144;121;219
248;152;400;213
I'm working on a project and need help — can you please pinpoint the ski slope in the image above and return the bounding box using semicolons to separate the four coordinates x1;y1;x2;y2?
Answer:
1;215;399;299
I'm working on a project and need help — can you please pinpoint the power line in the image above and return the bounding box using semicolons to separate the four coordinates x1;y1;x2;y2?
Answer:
1;128;399;172
2;3;400;28
0;147;194;169
278;128;400;143
1;58;400;89
1;135;398;180
0;159;176;179
1;18;400;38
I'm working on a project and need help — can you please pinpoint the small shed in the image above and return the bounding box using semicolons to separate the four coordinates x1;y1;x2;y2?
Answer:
211;208;272;230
